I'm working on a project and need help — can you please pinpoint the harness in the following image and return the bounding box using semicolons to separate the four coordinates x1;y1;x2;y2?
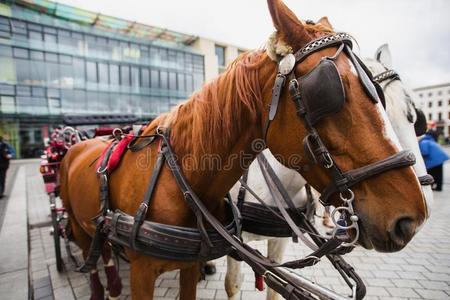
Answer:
373;68;433;185
262;32;417;247
77;32;423;300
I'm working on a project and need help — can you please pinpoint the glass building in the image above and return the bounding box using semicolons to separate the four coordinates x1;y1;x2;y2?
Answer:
0;0;205;157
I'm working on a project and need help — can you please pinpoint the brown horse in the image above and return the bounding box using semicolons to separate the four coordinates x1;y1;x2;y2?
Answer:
60;0;427;299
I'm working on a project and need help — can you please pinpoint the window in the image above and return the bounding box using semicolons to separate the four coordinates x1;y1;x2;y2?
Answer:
45;52;58;62
150;70;159;88
73;58;85;87
131;67;139;89
438;91;442;96
32;87;45;97
0;96;15;113
15;58;30;84
0;45;11;56
428;92;433;97
0;17;10;38
428;102;432;108
98;63;109;84
59;55;73;88
438;112;442;121
448;112;450;120
448;99;450;106
438;100;442;107
29;56;45;85
419;93;423;98
0;84;15;95
177;73;185;91
46;60;59;87
120;65;130;86
47;89;60;98
48;97;61;114
86;61;97;83
16;86;31;96
185;74;193;92
29;31;42;41
428;113;432;120
59;55;72;64
109;64;119;86
44;33;57;44
141;68;150;88
168;72;177;90
13;48;28;58
11;20;26;36
176;51;184;69
193;73;203;90
30;50;44;60
160;71;168;89
215;45;225;66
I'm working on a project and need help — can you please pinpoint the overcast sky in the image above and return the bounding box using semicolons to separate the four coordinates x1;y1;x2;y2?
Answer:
56;0;450;88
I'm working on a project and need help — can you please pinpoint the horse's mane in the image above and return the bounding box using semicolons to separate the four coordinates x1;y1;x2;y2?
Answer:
150;50;273;157
148;22;333;157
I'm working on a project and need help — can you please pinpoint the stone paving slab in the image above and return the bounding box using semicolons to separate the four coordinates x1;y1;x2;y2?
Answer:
0;166;28;300
5;158;450;299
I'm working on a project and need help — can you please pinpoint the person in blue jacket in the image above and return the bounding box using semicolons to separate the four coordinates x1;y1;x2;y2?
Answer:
419;130;450;191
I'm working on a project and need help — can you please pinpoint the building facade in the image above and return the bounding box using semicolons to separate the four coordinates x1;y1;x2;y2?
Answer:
413;83;450;138
0;0;244;157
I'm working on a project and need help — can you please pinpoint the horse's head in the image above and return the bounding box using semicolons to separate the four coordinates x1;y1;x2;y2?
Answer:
262;0;427;252
365;44;434;215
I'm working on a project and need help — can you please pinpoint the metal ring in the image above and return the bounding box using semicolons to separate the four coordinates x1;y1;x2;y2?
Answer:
289;78;299;90
112;128;123;140
339;189;355;202
323;153;334;169
97;166;108;174
339;226;360;247
331;207;358;230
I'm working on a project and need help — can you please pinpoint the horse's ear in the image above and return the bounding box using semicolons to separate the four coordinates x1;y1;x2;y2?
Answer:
267;0;310;50
375;44;393;68
317;16;333;30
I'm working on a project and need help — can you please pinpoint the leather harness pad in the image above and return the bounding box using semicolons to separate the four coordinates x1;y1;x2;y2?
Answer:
299;59;345;125
96;134;134;174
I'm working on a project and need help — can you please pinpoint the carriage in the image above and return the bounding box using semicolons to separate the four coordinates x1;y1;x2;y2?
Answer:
39;114;139;272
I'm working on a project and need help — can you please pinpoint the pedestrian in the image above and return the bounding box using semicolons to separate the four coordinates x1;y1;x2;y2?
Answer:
0;136;12;198
419;129;450;191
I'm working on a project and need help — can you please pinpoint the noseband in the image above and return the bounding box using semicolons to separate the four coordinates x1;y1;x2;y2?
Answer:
373;68;434;186
264;33;418;245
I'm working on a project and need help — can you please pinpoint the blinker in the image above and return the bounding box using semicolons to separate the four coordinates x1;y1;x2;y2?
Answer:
295;58;346;125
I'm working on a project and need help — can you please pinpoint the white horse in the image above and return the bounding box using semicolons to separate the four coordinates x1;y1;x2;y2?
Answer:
224;44;434;300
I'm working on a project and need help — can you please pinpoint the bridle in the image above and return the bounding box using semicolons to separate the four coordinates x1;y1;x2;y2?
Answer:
263;32;418;246
373;68;434;186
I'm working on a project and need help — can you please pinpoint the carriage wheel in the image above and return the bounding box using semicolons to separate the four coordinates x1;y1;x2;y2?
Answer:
50;193;63;272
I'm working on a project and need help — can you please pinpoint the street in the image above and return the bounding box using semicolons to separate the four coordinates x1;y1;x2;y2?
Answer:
0;154;449;300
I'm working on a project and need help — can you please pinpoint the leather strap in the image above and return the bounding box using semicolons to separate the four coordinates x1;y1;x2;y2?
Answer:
236;169;249;211
320;150;416;203
263;74;286;142
130;146;166;250
257;154;316;249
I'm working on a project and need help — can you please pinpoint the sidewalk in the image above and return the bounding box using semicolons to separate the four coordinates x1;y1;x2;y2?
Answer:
0;163;29;299
1;159;450;299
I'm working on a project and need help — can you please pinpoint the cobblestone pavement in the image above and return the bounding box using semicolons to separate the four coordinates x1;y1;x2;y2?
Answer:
5;158;450;299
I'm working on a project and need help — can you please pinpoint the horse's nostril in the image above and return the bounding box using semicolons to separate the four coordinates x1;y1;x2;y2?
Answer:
393;217;416;244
